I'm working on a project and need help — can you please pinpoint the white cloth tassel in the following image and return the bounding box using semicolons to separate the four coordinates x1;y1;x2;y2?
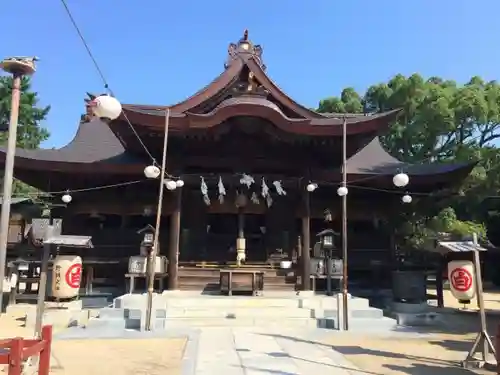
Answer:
272;180;286;196
261;178;269;198
240;174;255;188
218;176;226;203
200;177;210;205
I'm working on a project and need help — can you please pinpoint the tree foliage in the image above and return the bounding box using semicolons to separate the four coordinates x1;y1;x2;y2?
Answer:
0;75;50;195
317;74;500;244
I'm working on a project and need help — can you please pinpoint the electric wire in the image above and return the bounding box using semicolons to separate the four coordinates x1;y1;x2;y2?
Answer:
60;0;160;167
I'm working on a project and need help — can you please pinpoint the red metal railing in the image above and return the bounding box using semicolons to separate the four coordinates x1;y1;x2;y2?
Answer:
0;325;52;375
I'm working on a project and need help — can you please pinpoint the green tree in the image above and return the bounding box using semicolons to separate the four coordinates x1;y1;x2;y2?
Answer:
317;74;500;244
0;75;50;195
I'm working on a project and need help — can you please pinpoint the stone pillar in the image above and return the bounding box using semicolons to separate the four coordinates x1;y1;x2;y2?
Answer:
168;189;182;290
301;191;311;290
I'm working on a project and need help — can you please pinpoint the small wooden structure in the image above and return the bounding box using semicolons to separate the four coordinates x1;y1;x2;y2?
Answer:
0;325;52;375
220;269;264;296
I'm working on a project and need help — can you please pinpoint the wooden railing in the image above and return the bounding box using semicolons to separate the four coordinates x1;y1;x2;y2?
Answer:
0;325;52;375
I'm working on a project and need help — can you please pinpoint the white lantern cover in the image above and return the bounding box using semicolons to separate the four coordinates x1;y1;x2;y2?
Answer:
176;179;185;188
92;95;122;120
165;180;177;190
337;186;348;196
393;173;409;188
306;183;317;192
401;194;412;204
144;165;161;179
61;194;72;204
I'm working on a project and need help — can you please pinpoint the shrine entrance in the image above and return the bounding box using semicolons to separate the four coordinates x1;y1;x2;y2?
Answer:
206;213;267;263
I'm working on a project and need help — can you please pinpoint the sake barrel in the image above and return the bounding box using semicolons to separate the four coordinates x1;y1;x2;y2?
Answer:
448;260;476;301
52;255;83;299
128;256;166;274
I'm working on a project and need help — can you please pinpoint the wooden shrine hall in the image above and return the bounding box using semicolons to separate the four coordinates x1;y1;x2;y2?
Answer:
0;31;474;294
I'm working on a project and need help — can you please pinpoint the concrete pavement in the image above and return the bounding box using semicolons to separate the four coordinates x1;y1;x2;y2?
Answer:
191;328;364;375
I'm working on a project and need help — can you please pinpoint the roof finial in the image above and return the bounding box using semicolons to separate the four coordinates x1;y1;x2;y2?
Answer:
242;29;249;41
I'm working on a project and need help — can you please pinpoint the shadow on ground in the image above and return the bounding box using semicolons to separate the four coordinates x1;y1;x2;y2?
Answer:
259;332;487;375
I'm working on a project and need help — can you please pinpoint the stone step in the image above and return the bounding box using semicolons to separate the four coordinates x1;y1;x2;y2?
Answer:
162;307;314;318
112;293;372;310
165;297;305;308
157;317;319;329
317;316;398;331
313;307;384;319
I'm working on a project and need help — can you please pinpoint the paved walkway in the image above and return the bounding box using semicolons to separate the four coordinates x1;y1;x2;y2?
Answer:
191;328;363;375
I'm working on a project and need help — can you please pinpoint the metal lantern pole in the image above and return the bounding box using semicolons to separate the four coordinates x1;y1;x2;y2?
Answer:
145;108;170;331
341;116;349;331
0;57;36;314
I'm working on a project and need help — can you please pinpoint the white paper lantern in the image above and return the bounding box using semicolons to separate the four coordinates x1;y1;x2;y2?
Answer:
165;180;177;190
176;179;185;188
144;165;161;179
51;255;82;299
306;183;317;192
337;186;348;196
91;95;122;120
393;173;409;188
448;260;476;301
402;194;412;204
61;194;72;204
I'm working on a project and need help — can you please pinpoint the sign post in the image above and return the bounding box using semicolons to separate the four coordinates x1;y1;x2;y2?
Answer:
462;233;496;368
29;218;92;338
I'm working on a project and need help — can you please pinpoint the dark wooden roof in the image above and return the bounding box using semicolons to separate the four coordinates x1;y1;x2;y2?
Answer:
345;137;475;176
120;97;400;136
116;32;400;137
0;32;476;191
0;118;145;173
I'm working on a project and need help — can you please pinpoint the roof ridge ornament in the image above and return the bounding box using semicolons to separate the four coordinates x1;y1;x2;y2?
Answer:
225;29;266;70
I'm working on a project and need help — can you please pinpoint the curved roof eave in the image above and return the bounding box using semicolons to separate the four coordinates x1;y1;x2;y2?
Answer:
120;98;400;136
0;118;145;173
120;57;246;115
344;137;478;177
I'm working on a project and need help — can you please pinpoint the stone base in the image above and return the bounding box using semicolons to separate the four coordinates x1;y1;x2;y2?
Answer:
391;301;428;314
393;311;443;326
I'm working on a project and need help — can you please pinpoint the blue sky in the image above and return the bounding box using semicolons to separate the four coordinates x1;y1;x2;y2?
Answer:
2;0;500;148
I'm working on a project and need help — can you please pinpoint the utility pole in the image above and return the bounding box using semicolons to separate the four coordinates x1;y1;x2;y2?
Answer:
0;57;37;314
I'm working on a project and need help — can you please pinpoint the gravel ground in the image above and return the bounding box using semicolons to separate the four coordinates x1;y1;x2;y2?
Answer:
319;288;500;375
0;313;187;375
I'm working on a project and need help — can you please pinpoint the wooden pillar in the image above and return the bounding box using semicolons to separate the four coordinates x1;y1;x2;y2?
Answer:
168;189;182;290
301;191;311;291
436;255;446;308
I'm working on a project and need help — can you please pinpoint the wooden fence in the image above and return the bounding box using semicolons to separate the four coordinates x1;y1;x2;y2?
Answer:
0;325;52;375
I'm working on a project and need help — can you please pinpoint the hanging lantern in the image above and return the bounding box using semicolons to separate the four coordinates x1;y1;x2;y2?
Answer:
393;173;409;188
306;183;318;192
337;186;348;197
402;194;412;204
175;179;185;188
91;95;122;120
144;165;161;179
165;180;177;190
61;193;72;204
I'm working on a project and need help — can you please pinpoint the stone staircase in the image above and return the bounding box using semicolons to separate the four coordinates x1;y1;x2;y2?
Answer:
178;266;296;292
86;291;398;332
